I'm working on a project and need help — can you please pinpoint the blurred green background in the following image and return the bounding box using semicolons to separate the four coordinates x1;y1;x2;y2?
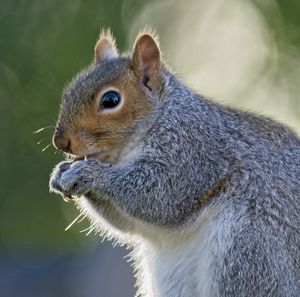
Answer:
0;0;300;296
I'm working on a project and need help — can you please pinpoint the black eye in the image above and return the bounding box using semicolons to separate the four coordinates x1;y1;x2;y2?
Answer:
100;90;121;109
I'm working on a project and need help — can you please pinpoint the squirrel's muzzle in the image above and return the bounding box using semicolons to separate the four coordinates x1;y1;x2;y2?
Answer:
53;127;72;153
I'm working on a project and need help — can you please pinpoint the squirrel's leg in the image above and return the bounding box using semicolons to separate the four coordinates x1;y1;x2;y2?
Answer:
82;159;199;227
51;157;228;232
50;158;193;227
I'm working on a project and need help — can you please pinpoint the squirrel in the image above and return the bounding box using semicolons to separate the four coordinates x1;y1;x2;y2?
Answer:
50;28;300;297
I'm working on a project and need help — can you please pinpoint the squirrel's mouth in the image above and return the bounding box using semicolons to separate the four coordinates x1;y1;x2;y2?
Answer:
66;151;103;162
84;152;102;161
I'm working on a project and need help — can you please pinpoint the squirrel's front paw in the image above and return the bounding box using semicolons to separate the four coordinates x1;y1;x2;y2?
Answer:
54;160;100;199
49;161;72;195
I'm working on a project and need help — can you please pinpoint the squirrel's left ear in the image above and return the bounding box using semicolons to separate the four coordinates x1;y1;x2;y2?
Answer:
132;30;163;92
94;29;118;63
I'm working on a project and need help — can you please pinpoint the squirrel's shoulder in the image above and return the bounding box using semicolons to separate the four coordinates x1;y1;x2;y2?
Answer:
162;74;300;149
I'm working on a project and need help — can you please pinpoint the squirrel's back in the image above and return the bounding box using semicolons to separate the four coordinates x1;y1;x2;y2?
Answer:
158;72;300;295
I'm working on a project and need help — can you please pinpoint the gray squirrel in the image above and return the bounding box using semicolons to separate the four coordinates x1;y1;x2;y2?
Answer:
50;28;300;297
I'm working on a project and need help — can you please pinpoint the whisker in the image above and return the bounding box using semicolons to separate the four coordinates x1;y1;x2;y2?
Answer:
35;59;64;93
21;97;57;122
42;143;52;152
78;214;87;223
85;225;97;236
37;138;47;145
80;226;92;233
80;224;96;235
86;226;96;236
65;213;86;231
34;126;55;134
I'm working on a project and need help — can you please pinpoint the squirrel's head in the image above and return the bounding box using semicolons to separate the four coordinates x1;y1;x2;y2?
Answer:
53;28;164;163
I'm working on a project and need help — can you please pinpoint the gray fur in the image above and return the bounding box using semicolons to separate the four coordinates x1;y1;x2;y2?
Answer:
50;55;300;296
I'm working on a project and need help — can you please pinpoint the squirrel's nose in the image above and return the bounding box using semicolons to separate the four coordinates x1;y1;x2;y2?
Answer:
53;128;72;153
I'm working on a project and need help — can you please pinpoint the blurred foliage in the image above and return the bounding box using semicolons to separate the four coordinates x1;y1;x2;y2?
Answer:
0;0;146;249
0;0;299;249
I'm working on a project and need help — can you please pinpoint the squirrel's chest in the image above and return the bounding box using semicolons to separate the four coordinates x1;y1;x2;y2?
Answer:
140;213;226;297
154;241;212;297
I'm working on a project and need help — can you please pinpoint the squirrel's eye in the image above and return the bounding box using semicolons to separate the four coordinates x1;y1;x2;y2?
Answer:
100;90;121;109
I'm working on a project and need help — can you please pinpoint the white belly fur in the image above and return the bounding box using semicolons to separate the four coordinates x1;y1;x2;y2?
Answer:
135;205;232;297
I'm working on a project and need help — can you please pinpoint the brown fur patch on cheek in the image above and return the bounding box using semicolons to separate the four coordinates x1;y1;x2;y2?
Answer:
65;70;153;158
66;109;99;156
69;133;85;156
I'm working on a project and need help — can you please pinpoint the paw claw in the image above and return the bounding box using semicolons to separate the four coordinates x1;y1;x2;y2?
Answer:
63;195;74;202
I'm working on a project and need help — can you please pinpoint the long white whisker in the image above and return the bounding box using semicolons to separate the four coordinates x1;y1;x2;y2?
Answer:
85;224;97;236
65;213;86;231
79;226;92;233
80;223;96;235
33;126;55;134
78;214;87;223
42;143;52;152
37;138;47;145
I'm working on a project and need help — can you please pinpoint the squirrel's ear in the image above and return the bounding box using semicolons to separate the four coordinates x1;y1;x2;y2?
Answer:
132;30;162;92
94;29;118;63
